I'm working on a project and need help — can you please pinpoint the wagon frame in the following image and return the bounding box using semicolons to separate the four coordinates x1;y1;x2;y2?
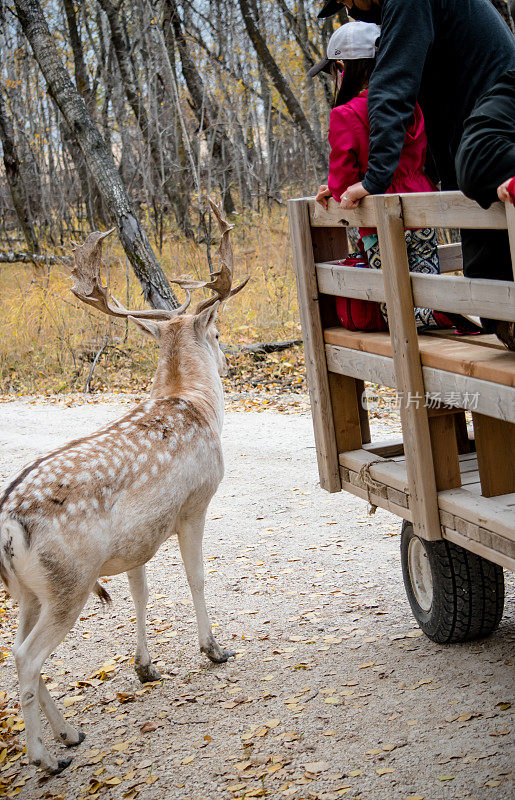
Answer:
288;191;515;641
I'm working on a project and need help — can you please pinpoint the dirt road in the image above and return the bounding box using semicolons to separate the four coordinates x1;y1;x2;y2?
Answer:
0;398;513;800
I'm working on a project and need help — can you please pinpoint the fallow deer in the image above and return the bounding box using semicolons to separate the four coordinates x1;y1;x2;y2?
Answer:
0;200;248;774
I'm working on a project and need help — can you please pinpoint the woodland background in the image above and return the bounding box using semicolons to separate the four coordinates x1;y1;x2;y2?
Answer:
0;0;513;395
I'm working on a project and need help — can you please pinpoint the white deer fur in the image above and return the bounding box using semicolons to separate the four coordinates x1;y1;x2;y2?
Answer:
0;303;234;774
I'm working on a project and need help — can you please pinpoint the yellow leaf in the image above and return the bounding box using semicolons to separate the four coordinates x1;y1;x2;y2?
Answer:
265;718;280;728
181;755;195;765
104;777;122;786
348;769;362;777
437;775;455;781
376;767;394;775
62;694;84;707
112;741;130;752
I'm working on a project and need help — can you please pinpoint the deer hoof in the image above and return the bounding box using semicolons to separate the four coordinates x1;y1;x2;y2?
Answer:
202;644;235;663
135;663;161;683
50;757;73;774
59;727;86;747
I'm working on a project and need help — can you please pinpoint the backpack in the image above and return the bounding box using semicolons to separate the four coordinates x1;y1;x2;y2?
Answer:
334;255;388;332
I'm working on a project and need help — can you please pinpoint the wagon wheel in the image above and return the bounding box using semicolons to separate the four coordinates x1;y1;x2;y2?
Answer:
400;521;505;644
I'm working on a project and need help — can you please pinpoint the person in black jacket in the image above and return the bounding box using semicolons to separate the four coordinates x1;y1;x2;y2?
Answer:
455;69;515;348
314;1;515;279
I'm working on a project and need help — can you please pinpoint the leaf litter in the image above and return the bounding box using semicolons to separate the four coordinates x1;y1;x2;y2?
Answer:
0;398;513;799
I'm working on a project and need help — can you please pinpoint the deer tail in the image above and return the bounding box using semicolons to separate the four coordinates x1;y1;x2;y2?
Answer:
93;581;112;605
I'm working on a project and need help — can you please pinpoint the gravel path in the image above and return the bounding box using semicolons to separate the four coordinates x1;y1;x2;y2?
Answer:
0;399;513;800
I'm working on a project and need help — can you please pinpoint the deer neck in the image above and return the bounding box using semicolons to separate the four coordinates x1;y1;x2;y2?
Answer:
150;347;224;433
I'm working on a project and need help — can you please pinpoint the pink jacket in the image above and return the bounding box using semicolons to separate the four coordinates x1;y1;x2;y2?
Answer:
327;90;436;236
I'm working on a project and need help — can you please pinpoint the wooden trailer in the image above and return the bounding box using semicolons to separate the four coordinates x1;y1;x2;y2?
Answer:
288;190;515;643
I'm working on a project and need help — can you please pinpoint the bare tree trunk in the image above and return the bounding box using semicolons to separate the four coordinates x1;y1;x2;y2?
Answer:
163;0;237;214
14;0;178;310
0;84;41;262
237;0;327;179
62;0;107;225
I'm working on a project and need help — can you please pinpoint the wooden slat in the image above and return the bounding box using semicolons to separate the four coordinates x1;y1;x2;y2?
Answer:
425;331;504;351
324;328;515;387
339;449;410;493
340;448;515;542
428;413;461;491
326;344;396;386
363;438;404;458
325;343;515;422
309;192;507;231
438;489;515;541
316;263;515;322
328;373;363;454
400;193;507;230
287;199;341;492
421;367;515;423
438;243;463;273
409;272;515;322
442;528;515;571
472;415;515;497
340;476;413;521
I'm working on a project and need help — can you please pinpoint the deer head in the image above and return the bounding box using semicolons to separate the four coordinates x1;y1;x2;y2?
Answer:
69;200;249;384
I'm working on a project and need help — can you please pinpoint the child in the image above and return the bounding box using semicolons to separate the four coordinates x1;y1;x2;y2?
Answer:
314;21;454;331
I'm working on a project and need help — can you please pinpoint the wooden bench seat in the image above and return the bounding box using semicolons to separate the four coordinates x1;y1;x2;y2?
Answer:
324;327;515;387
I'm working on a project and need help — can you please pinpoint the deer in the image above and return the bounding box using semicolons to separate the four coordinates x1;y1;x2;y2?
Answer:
0;200;248;775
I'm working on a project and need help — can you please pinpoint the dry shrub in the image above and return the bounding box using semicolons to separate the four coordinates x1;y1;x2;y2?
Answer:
0;208;301;394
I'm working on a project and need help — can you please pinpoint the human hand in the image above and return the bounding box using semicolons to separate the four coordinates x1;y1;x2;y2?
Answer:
316;184;332;210
340;182;370;210
497;176;515;205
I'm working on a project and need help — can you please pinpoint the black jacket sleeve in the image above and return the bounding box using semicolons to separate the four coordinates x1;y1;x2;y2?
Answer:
362;0;435;195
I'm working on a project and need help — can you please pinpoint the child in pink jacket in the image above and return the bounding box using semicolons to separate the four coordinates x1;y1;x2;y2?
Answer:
315;21;451;330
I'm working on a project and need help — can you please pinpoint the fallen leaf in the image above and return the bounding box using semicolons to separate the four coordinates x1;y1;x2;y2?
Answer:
305;761;329;774
140;721;159;734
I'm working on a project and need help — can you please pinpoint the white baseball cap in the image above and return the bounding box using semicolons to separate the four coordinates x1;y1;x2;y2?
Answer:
308;21;381;77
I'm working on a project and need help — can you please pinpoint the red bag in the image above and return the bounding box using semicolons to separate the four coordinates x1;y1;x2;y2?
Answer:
334;255;388;332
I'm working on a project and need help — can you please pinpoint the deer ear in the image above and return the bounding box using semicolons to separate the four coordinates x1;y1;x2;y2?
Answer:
128;316;162;340
194;301;220;334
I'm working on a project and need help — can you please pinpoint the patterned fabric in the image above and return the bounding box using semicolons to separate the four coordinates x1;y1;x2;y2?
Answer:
362;228;443;329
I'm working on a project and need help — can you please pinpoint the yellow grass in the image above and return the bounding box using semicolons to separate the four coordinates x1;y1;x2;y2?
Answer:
0;208;302;394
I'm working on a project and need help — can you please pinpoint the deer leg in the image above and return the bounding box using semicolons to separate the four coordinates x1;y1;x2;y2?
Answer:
39;677;86;747
177;512;234;663
12;592;84;748
14;598;87;774
127;566;161;683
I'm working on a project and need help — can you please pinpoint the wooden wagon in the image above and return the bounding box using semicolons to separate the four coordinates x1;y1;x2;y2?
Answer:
288;191;515;642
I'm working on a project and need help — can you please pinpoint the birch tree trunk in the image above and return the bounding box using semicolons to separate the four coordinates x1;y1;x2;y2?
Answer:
14;0;178;310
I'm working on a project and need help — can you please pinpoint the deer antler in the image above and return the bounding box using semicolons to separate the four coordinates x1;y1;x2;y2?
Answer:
172;199;249;313
69;229;191;319
70;201;248;321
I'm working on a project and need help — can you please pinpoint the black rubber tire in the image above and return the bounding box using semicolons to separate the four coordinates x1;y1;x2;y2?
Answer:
400;521;504;644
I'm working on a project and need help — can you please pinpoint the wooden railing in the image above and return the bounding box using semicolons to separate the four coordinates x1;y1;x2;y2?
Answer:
288;191;515;542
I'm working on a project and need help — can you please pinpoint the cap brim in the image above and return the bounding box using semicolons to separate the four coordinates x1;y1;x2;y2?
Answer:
308;58;333;78
318;0;344;19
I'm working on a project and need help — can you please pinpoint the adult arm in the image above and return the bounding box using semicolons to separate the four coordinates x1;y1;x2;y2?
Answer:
362;0;435;195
